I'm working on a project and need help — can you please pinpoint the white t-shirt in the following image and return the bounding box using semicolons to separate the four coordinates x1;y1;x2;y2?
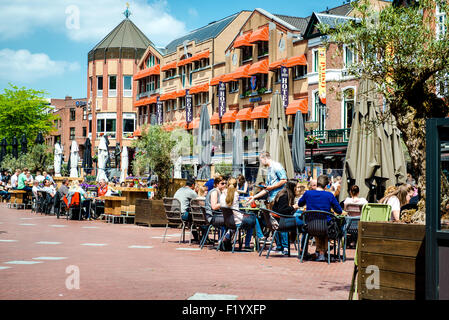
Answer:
344;197;368;207
382;196;401;221
220;190;242;224
10;174;18;188
35;175;45;183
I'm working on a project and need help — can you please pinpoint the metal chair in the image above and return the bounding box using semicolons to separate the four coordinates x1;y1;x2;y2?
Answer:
259;208;301;259
342;203;364;262
219;207;258;253
36;191;46;214
300;210;344;264
199;206;224;250
162;198;187;244
65;192;82;221
189;199;208;245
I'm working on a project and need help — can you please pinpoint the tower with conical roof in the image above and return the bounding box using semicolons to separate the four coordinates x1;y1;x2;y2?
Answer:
87;4;152;155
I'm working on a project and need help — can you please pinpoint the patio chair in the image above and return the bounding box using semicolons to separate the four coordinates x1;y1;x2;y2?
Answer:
342;203;364;262
348;203;391;300
36;191;46;214
259;208;301;259
199;206;224;250
219;207;258;253
162;198;187;244
300;210;344;264
65;192;82;221
189;199;207;245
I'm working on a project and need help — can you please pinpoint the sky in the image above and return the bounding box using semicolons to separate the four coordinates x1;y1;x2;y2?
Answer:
0;0;358;99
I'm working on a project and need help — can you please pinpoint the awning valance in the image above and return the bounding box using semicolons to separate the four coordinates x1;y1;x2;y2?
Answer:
286;98;308;115
187;118;200;130
286;55;307;68
234;32;252;48
221;110;238;124
161;61;178;72
249;26;269;43
210;75;224;86
189;83;210;94
210;113;220;125
236;107;253;121
248;59;269;76
251;104;271;119
133;65;160;80
160;92;176;101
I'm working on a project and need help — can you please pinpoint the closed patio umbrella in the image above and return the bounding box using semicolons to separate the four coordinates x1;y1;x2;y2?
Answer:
341;79;380;201
292;110;306;174
232;120;244;177
54;143;63;177
0;138;7;165
11;136;19;159
69;141;79;178
256;92;294;184
96;136;108;182
391;124;407;185
120;146;128;183
82;138;93;175
20;134;28;155
197;105;212;180
35;132;45;145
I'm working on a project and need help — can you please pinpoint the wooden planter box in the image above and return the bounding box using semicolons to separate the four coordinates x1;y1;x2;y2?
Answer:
135;199;167;227
357;222;426;300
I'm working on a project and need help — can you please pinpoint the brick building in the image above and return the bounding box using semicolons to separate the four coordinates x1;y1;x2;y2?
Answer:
47;96;88;162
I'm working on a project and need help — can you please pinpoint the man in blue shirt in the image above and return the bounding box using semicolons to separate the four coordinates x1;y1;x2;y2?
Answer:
297;175;342;262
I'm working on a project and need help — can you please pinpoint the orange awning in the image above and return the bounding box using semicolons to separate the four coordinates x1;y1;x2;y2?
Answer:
189;83;210;94
190;50;210;63
222;73;236;83
236;107;253;121
249;26;269;43
286;55;307;68
223;64;251;83
286;98;308;115
161;61;177;72
148;95;159;104
210;74;224;86
178;56;193;67
160;92;176;101
172;121;185;129
134;95;159;107
234;32;252;48
187;118;200;130
248;59;269;76
134;65;160;80
251;104;271;119
210;113;220;125
133;129;142;137
269;59;288;71
175;90;186;98
221;110;238;124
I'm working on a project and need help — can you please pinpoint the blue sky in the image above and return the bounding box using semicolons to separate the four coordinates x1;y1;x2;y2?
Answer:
0;0;357;99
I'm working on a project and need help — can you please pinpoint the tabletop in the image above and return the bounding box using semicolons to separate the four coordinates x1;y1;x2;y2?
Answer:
115;187;154;192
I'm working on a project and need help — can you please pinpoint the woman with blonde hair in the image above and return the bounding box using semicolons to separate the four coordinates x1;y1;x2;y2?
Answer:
379;184;411;222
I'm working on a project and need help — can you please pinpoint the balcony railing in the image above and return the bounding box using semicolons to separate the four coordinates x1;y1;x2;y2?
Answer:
305;129;351;145
137;88;160;100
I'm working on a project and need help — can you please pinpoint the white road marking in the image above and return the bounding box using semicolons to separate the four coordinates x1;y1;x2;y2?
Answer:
0;266;11;270
20;218;33;220
81;243;107;247
0;240;18;243
36;242;62;245
19;224;36;226
49;225;67;228
4;261;43;265
82;226;100;229
32;257;67;261
187;293;238;300
128;246;153;249
176;248;201;251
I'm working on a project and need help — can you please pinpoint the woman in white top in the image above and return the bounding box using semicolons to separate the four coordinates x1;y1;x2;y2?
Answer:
344;185;368;209
220;178;241;223
379;184;411;222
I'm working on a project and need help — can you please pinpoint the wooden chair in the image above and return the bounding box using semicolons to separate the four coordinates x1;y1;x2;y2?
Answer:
162;198;186;244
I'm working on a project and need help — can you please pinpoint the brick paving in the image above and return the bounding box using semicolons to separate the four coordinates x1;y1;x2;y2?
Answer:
0;205;355;300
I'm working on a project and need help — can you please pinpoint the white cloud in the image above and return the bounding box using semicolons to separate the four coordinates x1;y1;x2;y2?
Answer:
0;49;80;83
0;0;187;47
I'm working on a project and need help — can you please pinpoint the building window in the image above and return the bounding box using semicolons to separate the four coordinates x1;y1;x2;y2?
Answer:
274;69;281;83
436;4;447;40
97;76;103;97
180;97;186;109
257;41;269;58
256;74;268;91
181;66;186;88
70;108;76;121
173;100;178;111
314;91;326;135
82;127;87;137
97;118;116;139
89;77;93;97
165;69;176;79
313;50;319;73
293;65;307;79
123;116;135;138
229;81;239;93
70;128;75;140
343;88;355;129
344;45;355;69
242;78;251;95
89;120;92;133
166;101;171;112
123;76;132;97
109;75;117;97
242;46;253;62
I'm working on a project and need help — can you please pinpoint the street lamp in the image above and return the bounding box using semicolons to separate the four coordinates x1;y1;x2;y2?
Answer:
305;121;319;179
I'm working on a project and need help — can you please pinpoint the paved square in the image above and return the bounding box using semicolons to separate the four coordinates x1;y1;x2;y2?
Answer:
0;205;355;300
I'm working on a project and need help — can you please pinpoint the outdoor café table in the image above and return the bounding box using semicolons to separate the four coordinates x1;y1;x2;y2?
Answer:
98;196;126;223
9;190;27;208
114;187;153;215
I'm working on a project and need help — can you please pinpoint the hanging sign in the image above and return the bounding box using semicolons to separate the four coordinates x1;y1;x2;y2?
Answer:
281;66;289;109
156;97;163;125
218;82;226;119
318;47;327;105
186;89;193;123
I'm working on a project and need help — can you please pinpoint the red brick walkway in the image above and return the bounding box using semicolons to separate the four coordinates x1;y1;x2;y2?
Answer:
0;205;355;300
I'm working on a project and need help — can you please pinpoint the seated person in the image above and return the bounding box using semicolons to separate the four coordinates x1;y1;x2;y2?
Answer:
379;184;411;222
173;178;198;223
31;180;40;199
343;185;368;211
34;171;45;183
0;179;11;201
297;175;343;262
236;175;249;197
42;179;56;213
17;168;32;193
69;180;92;220
57;179;70;197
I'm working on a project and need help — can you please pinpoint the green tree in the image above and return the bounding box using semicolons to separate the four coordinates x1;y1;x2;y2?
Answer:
320;0;449;222
0;144;53;173
132;125;176;199
0;84;58;146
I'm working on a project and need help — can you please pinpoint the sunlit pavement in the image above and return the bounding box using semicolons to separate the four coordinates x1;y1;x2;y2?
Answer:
0;205;355;300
